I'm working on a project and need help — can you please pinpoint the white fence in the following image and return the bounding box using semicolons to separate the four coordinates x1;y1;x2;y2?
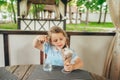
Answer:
66;13;112;24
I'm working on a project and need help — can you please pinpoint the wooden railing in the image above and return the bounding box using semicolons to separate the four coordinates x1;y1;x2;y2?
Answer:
18;19;65;30
0;30;115;66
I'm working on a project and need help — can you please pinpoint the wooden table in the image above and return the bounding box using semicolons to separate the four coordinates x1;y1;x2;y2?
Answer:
0;65;107;80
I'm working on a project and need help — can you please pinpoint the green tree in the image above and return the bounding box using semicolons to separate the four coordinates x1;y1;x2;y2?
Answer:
68;0;73;24
77;0;84;23
0;0;7;12
103;3;108;23
97;0;106;24
8;0;17;23
77;0;96;25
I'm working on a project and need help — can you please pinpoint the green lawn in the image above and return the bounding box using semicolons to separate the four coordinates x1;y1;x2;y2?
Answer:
0;23;17;30
66;22;114;32
0;22;114;32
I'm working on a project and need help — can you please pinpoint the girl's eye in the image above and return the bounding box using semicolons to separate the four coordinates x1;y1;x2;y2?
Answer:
60;38;63;40
53;39;57;42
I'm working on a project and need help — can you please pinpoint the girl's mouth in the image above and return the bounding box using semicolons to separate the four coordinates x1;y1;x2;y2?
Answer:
58;45;63;48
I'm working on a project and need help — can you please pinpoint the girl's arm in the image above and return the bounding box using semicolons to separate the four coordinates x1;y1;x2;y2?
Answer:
72;57;83;70
64;57;83;71
33;35;47;51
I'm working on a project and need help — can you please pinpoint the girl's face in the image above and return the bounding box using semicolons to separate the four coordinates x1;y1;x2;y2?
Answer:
51;33;66;50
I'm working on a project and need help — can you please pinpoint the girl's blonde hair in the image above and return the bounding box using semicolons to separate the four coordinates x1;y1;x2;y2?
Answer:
47;26;69;47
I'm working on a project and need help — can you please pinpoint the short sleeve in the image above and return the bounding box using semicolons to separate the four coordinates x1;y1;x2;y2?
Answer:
43;42;51;55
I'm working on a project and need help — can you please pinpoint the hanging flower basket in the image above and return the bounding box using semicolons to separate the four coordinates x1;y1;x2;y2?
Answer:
28;0;56;5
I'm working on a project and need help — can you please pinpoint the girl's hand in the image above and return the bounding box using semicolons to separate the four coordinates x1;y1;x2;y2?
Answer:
64;59;73;71
33;35;48;50
64;57;83;71
36;35;48;44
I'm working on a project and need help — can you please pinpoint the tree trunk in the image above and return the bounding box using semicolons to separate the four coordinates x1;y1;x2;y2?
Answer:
98;5;103;24
79;11;82;23
103;5;108;23
33;5;36;19
75;8;78;24
11;1;16;23
85;8;89;25
69;4;72;24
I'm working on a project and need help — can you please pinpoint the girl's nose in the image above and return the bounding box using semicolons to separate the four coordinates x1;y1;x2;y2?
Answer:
57;39;61;43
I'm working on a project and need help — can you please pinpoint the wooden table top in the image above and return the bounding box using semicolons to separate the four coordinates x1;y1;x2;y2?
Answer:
0;64;107;80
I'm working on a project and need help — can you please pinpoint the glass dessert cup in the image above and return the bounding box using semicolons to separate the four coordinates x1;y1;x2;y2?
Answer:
61;68;71;74
43;60;52;72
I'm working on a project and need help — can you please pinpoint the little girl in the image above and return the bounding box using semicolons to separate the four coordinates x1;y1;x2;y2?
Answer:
33;26;83;71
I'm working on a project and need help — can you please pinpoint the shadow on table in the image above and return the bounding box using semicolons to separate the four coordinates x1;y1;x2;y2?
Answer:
27;65;92;80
